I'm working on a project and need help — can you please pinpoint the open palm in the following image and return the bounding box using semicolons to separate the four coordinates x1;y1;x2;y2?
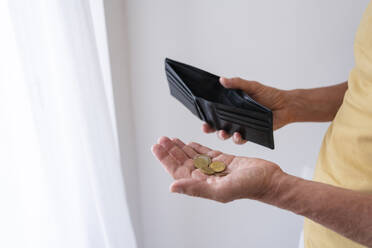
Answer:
152;137;282;203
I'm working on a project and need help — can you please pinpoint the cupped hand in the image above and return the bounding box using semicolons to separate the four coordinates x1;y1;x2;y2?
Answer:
151;136;283;203
203;77;294;145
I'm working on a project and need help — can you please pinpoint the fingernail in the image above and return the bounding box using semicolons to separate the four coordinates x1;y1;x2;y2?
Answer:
219;77;229;85
172;187;184;194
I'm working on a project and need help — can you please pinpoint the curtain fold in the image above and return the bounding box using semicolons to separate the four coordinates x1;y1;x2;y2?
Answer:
0;1;136;247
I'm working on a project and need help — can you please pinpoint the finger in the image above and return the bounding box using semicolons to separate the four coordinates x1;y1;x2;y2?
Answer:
232;132;247;145
202;123;216;133
213;153;235;168
151;144;180;177
206;149;223;158
220;77;261;94
172;137;186;148
158;136;188;164
187;141;222;158
172;138;198;158
188;142;211;154
217;130;232;140
170;178;218;201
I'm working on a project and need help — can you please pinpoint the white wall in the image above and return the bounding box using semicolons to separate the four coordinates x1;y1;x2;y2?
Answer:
108;0;370;247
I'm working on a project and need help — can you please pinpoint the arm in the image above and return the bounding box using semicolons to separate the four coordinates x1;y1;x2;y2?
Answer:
262;172;372;247
202;78;348;144
288;81;348;123
152;137;372;247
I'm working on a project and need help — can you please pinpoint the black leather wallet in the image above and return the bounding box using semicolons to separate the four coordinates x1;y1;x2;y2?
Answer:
165;58;274;149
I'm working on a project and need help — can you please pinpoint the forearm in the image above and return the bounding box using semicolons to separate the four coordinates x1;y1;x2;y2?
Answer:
261;172;372;247
287;82;348;122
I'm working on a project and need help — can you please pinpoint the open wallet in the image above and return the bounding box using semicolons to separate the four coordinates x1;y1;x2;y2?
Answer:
164;58;274;149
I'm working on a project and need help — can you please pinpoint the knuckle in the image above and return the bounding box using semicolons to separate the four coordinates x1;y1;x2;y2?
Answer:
232;77;241;82
169;146;178;152
208;150;222;157
217;132;224;139
188;142;198;147
251;81;262;89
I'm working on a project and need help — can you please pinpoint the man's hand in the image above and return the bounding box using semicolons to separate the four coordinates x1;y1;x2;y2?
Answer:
152;136;372;246
202;77;294;144
151;136;283;202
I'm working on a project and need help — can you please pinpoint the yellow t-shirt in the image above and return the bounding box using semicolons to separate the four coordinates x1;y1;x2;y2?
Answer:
304;1;372;247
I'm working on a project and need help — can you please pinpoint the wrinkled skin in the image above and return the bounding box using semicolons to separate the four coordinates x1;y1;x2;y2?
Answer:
152;136;282;203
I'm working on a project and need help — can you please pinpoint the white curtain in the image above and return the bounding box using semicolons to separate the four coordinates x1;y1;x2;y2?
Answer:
0;1;137;248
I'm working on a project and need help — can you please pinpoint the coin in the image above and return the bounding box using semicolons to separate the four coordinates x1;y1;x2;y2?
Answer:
214;171;229;177
209;161;226;172
193;154;211;169
198;154;211;164
199;166;215;175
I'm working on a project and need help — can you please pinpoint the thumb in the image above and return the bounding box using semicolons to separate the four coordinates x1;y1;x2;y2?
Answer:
170;178;218;200
220;77;262;94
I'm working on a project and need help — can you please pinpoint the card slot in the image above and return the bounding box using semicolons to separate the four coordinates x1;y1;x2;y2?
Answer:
166;73;194;97
165;67;192;94
216;117;272;148
216;107;269;124
217;115;270;132
170;86;201;119
239;127;273;149
216;110;270;128
217;110;269;127
218;120;271;148
166;60;225;103
166;74;195;102
165;68;193;96
216;105;270;121
167;76;194;101
168;82;194;105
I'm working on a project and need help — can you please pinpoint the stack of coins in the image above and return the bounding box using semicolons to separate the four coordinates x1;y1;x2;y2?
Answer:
193;155;228;176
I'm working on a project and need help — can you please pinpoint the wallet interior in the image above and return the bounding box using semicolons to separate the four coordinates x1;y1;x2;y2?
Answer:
165;58;274;149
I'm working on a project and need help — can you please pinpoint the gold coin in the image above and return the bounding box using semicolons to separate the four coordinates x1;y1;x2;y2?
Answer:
198;154;211;164
193;155;211;169
199;166;215;175
214;171;229;177
209;161;226;172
